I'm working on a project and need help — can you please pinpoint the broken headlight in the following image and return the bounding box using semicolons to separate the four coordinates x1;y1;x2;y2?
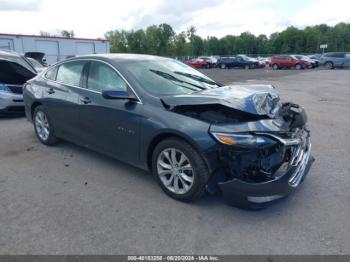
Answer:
211;133;276;148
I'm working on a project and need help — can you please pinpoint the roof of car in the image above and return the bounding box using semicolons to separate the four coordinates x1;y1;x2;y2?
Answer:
77;53;170;62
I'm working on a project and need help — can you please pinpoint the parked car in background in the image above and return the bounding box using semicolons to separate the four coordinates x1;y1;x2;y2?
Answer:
23;54;313;209
270;55;311;70
25;52;47;66
237;55;265;68
217;56;259;69
319;52;350;69
293;55;319;68
27;57;46;73
198;56;218;67
0;50;37;115
307;54;322;60
185;58;210;68
258;56;270;65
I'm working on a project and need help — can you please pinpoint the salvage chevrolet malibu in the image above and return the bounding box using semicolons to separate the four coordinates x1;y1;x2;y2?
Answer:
23;54;313;209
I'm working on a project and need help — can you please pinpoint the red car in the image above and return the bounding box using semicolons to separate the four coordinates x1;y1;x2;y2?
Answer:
270;55;311;70
185;58;210;68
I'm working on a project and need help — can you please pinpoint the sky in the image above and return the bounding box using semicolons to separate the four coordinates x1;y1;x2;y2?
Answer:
0;0;349;39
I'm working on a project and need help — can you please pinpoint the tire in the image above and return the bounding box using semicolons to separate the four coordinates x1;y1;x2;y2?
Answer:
272;64;279;70
325;62;334;69
152;138;210;202
295;64;302;70
220;63;226;69
33;105;59;146
244;64;250;70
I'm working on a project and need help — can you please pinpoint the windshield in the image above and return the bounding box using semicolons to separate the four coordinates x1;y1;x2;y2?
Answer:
239;55;255;61
122;59;220;96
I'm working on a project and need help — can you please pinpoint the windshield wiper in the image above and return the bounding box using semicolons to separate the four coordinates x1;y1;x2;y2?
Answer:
150;69;205;90
173;71;221;86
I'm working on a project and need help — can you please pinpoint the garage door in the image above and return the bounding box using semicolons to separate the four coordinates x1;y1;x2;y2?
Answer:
35;40;59;65
76;42;95;55
0;38;14;51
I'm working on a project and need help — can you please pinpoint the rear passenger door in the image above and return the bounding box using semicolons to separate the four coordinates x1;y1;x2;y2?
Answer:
343;54;350;67
43;60;87;141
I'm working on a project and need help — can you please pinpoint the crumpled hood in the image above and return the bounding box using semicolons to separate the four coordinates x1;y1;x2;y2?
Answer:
161;84;281;117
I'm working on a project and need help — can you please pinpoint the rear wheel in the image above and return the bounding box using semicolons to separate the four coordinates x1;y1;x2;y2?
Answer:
33;106;59;146
152;138;210;202
244;64;250;70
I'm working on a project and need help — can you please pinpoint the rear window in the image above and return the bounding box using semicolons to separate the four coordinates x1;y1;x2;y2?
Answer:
56;61;86;87
44;66;58;81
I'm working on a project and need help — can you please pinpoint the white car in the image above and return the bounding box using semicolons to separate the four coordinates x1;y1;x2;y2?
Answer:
0;50;37;115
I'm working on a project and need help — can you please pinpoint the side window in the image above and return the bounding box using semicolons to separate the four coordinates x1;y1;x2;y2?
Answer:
56;61;85;86
87;61;128;92
45;66;58;81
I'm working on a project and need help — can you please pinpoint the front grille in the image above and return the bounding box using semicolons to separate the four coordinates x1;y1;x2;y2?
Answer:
7;84;23;94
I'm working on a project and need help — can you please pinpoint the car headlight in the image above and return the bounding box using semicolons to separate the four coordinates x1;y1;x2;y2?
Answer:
0;84;11;93
211;133;276;148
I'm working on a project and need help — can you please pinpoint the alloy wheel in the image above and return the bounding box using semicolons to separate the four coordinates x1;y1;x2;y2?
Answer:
157;148;194;194
35;111;50;141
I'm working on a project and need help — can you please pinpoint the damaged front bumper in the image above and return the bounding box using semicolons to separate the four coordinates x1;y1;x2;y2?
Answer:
217;133;314;209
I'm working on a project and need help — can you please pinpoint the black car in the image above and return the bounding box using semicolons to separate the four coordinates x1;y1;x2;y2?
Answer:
217;56;259;69
23;54;313;209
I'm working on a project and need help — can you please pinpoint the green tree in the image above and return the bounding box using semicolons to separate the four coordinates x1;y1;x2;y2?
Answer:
106;22;350;56
61;30;75;38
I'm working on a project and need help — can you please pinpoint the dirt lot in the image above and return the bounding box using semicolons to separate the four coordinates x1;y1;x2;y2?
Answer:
0;68;349;255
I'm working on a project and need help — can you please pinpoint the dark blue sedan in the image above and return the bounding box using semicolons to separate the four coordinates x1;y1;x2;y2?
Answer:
23;54;313;209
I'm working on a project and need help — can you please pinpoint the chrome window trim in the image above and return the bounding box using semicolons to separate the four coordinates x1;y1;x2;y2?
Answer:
42;58;143;104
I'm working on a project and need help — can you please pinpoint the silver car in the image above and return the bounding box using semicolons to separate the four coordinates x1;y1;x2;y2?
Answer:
0;50;37;115
319;52;350;69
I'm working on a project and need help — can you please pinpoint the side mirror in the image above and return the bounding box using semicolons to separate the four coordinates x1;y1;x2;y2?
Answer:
102;90;136;100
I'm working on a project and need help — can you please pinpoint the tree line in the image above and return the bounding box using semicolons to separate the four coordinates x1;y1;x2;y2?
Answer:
105;23;350;56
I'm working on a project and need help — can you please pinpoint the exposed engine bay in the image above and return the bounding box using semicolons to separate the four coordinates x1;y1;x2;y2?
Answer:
169;104;268;124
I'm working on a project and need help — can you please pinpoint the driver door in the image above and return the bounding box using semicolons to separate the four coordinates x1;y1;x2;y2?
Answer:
77;60;143;166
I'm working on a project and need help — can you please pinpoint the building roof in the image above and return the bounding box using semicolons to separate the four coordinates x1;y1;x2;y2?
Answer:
0;33;109;42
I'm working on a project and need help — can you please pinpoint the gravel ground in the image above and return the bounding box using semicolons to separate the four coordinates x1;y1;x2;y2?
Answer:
0;68;349;255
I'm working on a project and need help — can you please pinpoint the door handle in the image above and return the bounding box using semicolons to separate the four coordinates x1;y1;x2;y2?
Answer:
46;87;55;94
80;96;91;104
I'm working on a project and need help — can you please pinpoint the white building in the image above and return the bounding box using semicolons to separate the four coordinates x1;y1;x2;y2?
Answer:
0;33;110;65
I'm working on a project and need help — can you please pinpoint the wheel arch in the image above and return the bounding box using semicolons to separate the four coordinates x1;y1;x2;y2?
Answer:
31;101;43;120
146;131;211;172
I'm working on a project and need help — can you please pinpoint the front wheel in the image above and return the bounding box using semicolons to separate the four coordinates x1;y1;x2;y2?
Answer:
33;106;59;146
220;64;227;69
295;64;302;70
325;62;334;69
152;138;210;202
